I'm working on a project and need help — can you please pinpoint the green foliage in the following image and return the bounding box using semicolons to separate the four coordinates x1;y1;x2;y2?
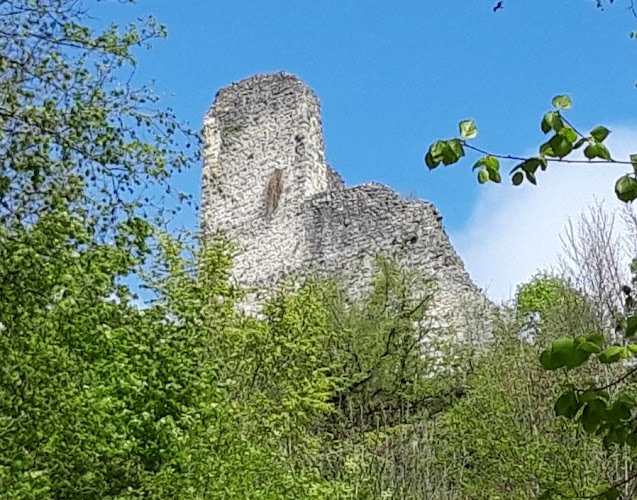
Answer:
515;274;599;345
0;225;337;498
539;334;604;370
150;241;342;499
1;212;465;499
552;95;573;110
336;317;625;500
3;211;632;498
427;4;637;498
474;156;501;183
0;0;196;237
436;332;605;500
426;95;637;202
0;1;197;495
615;175;637;202
532;273;637;497
1;219;202;497
7;1;637;499
425;139;465;168
318;259;461;432
516;275;576;319
0;3;471;495
459;119;478;139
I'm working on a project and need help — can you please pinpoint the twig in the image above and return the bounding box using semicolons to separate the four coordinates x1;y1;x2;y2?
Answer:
463;143;634;165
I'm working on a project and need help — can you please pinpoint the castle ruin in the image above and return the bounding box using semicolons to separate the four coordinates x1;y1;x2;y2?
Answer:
201;73;488;334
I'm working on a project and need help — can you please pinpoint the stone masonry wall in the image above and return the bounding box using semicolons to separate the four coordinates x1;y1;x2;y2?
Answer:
201;73;333;288
301;183;488;336
201;72;489;334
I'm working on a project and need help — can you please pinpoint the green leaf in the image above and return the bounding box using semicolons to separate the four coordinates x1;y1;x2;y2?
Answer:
586;332;604;348
584;143;611;160
428;139;465;167
425;150;438;169
603;488;621;500
446;139;465;162
526;171;537;185
512;172;524;186
631;154;637;174
626;315;637;338
477;169;489;184
579;390;598;403
426;141;446;169
548;134;574;158
519;158;543;175
459;119;478;140
541;111;564;133
609;400;632;422
555;391;579;419
617;391;637;408
540;134;574;159
473;155;499;171
578;341;602;354
552;94;573;110
539;140;554;157
540;347;563;371
430;140;447;164
615;175;637;203
581;399;606;433
590;125;611;142
541;337;591;370
569;349;591;368
598;345;625;364
488;169;501;183
484;156;499;172
558;126;578;143
553;337;574;354
474;156;501;183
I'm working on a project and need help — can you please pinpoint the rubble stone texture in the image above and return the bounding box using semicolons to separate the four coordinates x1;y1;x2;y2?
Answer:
201;72;489;336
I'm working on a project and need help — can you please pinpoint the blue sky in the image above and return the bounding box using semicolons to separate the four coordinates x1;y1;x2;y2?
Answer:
99;0;637;299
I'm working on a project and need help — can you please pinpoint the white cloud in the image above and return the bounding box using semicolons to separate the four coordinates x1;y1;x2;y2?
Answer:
451;126;636;303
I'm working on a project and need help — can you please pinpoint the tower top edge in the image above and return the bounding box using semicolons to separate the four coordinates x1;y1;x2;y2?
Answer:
207;72;320;116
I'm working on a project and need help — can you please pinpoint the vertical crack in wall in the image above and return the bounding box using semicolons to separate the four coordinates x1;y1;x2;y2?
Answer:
264;168;283;218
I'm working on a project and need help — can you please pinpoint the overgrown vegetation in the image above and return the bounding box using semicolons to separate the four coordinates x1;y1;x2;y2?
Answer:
3;0;637;499
425;1;637;497
8;222;632;498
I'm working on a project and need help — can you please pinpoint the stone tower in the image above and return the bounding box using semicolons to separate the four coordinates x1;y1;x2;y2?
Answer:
201;73;339;288
202;72;489;334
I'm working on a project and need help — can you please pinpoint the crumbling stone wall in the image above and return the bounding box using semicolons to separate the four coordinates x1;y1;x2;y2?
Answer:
201;72;489;334
201;73;333;288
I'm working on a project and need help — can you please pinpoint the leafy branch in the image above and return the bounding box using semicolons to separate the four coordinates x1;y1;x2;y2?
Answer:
425;95;637;203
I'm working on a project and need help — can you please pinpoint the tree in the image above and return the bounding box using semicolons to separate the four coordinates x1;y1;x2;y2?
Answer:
516;273;599;345
425;3;637;498
558;201;637;331
0;0;194;236
0;1;201;497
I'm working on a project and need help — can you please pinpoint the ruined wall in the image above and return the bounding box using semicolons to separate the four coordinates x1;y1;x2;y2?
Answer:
302;183;486;335
201;72;489;334
201;73;333;287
